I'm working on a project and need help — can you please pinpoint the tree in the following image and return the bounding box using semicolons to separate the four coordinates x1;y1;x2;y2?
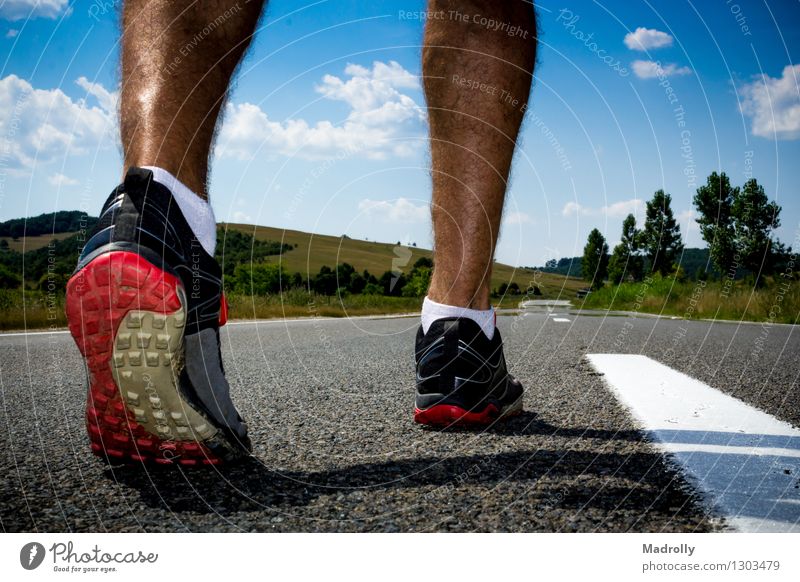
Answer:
401;266;432;297
582;228;609;290
694;172;736;277
379;270;406;296
642;190;683;276
732;178;781;284
231;262;286;295
312;265;338;295
608;213;643;284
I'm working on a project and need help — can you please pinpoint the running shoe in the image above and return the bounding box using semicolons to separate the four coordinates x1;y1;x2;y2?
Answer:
65;167;250;465
414;317;524;427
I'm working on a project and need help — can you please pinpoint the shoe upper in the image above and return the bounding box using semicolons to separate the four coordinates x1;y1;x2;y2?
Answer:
415;317;523;412
77;167;222;332
77;167;249;442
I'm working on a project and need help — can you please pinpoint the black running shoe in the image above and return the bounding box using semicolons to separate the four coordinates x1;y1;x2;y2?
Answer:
65;167;251;465
414;317;524;427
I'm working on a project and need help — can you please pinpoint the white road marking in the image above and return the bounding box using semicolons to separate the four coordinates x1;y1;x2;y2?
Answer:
587;353;800;533
553;318;571;323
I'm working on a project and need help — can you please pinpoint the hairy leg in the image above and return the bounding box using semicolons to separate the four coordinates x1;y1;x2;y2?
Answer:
121;0;266;198
423;0;536;309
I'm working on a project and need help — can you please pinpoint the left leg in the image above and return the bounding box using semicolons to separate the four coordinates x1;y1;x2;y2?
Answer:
414;0;537;427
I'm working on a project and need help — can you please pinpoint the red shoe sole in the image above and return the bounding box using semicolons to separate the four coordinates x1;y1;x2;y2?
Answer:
414;399;522;428
66;251;222;466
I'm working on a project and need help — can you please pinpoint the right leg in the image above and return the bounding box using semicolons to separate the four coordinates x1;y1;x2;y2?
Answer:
66;0;266;465
121;0;266;197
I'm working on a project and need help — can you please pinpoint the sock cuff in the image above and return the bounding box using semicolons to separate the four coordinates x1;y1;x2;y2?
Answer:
142;166;217;255
421;296;496;340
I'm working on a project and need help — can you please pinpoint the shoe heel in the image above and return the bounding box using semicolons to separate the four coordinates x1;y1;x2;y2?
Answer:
65;251;220;465
414;403;501;427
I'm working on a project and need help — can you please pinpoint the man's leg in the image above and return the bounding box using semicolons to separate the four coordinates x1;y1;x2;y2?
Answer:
424;0;536;311
66;1;266;464
121;0;266;198
414;0;536;427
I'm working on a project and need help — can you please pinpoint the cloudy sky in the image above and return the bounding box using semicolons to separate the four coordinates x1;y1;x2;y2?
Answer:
0;0;798;267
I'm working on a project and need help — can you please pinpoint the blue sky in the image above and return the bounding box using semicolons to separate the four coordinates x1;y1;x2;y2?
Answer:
0;0;798;268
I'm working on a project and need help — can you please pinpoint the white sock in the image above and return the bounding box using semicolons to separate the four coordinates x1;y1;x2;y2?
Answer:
421;296;496;340
142;166;217;256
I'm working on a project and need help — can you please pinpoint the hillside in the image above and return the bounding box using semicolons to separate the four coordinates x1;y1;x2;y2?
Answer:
0;211;585;301
221;223;584;299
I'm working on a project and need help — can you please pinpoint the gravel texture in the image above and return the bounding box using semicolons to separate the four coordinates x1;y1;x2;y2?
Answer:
3;310;795;532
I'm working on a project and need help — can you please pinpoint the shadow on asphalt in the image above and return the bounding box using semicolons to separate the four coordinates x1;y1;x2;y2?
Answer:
105;412;699;526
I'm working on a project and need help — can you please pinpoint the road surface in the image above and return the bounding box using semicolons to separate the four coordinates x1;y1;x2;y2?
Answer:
1;306;798;532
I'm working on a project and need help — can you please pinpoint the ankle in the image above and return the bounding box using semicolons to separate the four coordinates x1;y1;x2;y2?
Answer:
421;296;496;340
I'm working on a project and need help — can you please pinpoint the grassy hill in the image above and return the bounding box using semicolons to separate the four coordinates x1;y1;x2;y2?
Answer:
221;222;585;300
0;231;76;252
0;217;585;329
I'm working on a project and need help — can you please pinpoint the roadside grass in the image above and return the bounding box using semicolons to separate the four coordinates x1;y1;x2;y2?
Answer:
581;275;800;324
225;290;423;320
0;289;68;330
4;276;797;331
0;288;541;331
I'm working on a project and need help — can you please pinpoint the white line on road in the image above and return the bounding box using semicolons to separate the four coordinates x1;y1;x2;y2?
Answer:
553;318;571;323
587;353;800;533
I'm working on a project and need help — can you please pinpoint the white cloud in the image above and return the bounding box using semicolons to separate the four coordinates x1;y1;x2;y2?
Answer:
6;29;19;38
562;198;644;218
358;198;428;223
48;173;78;186
504;211;533;225
0;75;117;171
631;60;691;79
76;76;118;114
217;60;425;160
604;199;644;218
230;210;253;223
624;27;673;51
739;64;800;140
562;201;588;217
0;0;69;21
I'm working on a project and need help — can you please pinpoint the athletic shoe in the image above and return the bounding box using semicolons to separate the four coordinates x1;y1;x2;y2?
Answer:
414;317;524;427
65;167;250;465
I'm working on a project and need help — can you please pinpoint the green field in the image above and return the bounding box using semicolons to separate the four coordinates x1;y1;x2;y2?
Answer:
580;275;799;324
0;223;585;329
220;222;585;300
0;232;76;252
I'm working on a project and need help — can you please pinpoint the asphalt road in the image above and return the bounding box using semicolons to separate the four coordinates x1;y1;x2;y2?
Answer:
1;307;798;532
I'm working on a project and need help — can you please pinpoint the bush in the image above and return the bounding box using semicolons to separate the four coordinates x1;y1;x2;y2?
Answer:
230;262;287;295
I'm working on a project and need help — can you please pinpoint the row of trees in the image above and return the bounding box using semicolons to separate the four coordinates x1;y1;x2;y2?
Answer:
581;173;786;290
227;257;435;298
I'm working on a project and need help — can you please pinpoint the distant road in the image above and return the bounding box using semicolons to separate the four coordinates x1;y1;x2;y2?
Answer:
2;308;798;532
